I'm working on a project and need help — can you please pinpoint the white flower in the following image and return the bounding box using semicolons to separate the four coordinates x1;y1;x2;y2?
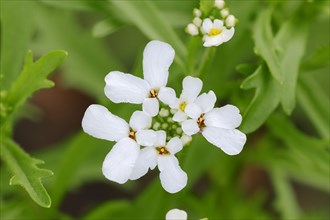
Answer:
201;18;235;47
181;135;192;145
193;17;202;27
164;76;202;122
166;209;187;220
186;23;199;36
104;40;176;117
193;8;201;17
181;91;246;155
214;0;225;9
82;104;158;183
225;14;236;27
129;130;187;193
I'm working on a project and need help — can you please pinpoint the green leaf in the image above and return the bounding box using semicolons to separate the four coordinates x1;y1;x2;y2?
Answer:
83;200;130;220
1;50;67;124
275;17;308;114
302;44;330;71
0;0;35;90
297;74;330;139
240;64;280;133
253;8;283;83
110;0;187;69
241;13;309;133
92;17;124;38
0;138;53;208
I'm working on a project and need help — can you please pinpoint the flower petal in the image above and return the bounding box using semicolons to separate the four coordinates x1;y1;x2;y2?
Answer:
194;91;217;113
104;71;150;104
143;40;175;88
180;76;203;102
202;18;213;33
136;129;158;147
143;98;159;117
129;146;157;180
222;27;235;42
185;103;203;119
82;104;129;142
129;110;152;131
202;126;246;155
166;137;183;155
203;35;224;47
181;119;199;136
166;209;188;220
158;87;177;107
204;105;242;129
158;156;188;193
172;110;188;122
102;138;140;184
213;19;224;29
155;130;167;146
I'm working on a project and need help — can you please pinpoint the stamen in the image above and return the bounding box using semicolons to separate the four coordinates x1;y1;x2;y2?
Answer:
156;146;170;155
208;28;221;36
197;114;205;128
149;89;158;98
129;130;136;140
179;101;187;112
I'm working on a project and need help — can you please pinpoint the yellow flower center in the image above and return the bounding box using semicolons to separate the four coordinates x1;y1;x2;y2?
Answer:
179;101;187;112
149;89;158;98
208;28;221;36
156;146;170;155
197;114;205;128
129;130;136;140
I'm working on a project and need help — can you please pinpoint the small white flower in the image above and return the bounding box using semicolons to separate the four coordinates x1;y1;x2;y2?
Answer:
104;40;176;117
163;76;202;122
130;131;187;193
220;8;230;18
181;91;246;155
193;17;202;27
201;18;235;47
186;23;199;36
82;105;157;184
225;14;236;27
181;134;192;145
166;209;187;220
214;0;225;9
193;8;202;17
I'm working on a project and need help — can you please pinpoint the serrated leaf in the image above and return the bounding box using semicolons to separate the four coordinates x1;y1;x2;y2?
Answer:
0;138;53;208
253;8;283;83
0;1;35;90
1;50;67;124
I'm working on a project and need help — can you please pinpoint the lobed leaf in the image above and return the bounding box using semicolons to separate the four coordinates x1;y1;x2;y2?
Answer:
0;138;53;208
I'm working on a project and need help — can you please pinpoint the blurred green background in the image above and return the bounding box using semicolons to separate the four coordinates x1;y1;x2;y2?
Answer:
0;0;329;219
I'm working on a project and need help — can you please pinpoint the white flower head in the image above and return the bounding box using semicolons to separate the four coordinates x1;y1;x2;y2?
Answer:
104;40;176;117
225;14;236;27
214;0;225;9
181;91;246;155
130;130;187;193
186;23;199;36
202;18;235;47
166;209;188;220
193;17;202;27
193;8;202;17
82;105;158;184
162;76;203;123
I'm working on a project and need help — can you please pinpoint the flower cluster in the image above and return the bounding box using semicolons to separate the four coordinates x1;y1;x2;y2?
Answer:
82;40;246;193
185;0;237;47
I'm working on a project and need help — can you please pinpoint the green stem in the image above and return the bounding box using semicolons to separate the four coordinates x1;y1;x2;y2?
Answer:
196;47;216;79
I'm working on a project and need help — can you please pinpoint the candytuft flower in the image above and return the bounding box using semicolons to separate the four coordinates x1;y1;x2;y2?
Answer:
82;105;157;183
181;92;246;155
130;131;187;193
202;18;234;47
166;209;188;220
104;40;176;117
